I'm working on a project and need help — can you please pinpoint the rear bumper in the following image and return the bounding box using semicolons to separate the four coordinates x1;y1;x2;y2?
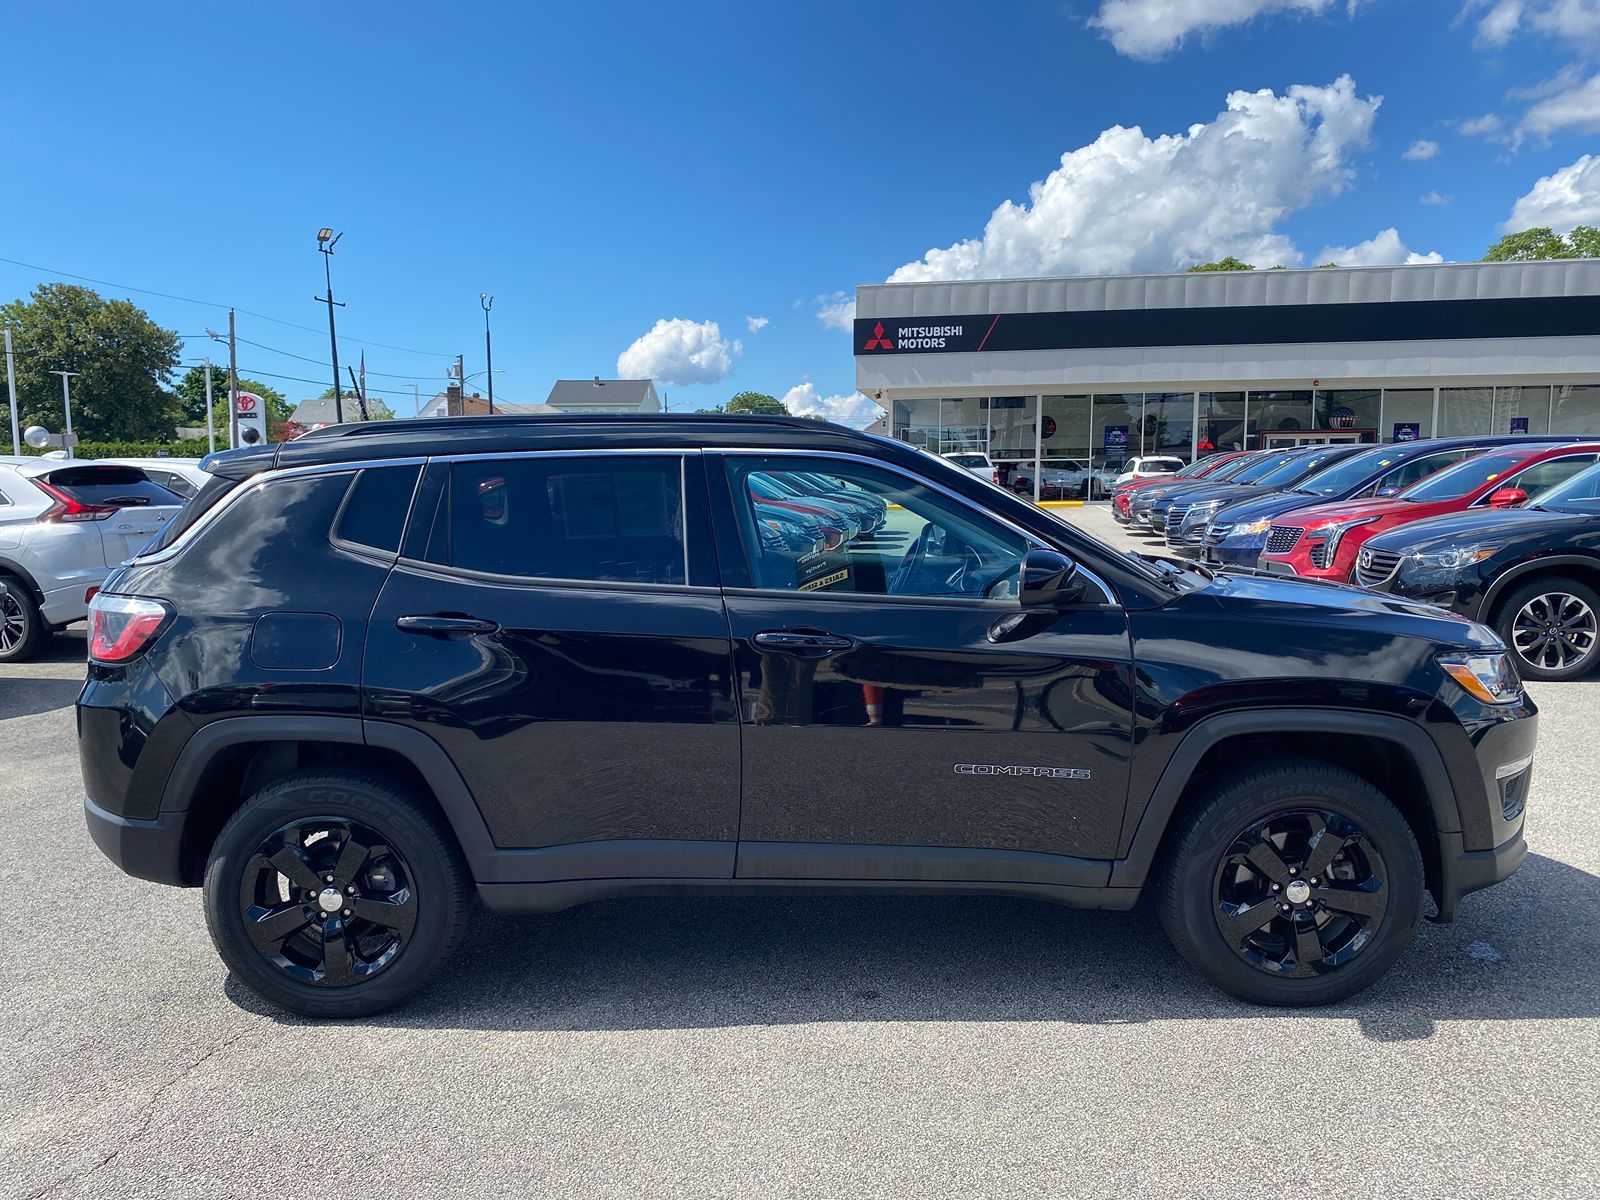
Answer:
83;794;188;886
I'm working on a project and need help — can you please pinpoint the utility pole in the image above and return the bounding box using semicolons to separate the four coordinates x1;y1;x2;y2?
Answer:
227;309;240;449
480;293;495;414
48;370;79;459
316;228;346;423
411;382;420;417
203;358;215;454
455;355;465;406
3;327;19;455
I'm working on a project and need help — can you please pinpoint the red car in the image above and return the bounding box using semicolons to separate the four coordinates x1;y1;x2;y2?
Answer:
1259;441;1600;582
1111;450;1253;524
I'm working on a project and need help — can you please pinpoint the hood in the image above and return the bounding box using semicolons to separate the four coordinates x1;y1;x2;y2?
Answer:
1363;505;1587;553
1209;490;1323;525
1269;496;1404;530
1202;571;1499;650
1139;479;1223;503
1175;482;1270;508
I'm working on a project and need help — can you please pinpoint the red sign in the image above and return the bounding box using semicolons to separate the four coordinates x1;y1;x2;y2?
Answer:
863;322;894;351
236;393;258;413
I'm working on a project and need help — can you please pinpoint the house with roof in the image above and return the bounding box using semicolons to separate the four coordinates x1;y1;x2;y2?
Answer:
545;378;661;414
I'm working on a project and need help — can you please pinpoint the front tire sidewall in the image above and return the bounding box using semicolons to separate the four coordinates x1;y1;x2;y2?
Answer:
204;774;465;1018
1161;764;1424;1007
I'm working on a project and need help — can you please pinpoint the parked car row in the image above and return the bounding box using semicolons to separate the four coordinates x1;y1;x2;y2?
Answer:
1111;436;1600;680
0;457;207;662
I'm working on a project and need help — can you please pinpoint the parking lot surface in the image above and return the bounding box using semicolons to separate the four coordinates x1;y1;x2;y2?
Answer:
3;504;1598;1198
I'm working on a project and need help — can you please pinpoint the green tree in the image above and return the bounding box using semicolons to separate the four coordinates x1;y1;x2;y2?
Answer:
1187;257;1256;272
1481;227;1594;261
0;283;180;440
697;390;787;415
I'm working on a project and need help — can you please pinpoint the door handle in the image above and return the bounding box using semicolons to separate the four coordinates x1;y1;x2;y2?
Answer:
396;614;501;637
752;630;855;654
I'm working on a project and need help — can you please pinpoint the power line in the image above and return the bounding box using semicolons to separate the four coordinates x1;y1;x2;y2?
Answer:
0;253;451;357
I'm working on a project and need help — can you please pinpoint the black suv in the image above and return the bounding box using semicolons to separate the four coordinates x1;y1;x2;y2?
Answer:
80;415;1534;1016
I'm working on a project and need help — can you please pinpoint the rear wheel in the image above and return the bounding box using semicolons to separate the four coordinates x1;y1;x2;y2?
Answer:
0;579;45;663
1494;576;1600;681
1158;760;1423;1006
203;770;468;1017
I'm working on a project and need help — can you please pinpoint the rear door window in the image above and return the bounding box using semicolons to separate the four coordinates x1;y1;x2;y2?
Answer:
428;456;687;585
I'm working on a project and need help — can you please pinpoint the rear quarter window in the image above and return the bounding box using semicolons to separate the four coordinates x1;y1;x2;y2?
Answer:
332;465;422;556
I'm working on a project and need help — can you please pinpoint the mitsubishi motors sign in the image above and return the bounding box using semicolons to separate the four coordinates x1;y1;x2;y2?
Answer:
856;317;994;355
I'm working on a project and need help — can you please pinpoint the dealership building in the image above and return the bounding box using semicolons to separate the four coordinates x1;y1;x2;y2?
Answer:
853;258;1600;495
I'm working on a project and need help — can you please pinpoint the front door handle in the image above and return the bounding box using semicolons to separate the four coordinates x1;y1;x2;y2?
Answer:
752;630;855;654
396;614;500;637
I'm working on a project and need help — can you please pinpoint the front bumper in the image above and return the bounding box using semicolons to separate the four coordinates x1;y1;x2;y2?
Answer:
1435;827;1526;923
84;794;188;886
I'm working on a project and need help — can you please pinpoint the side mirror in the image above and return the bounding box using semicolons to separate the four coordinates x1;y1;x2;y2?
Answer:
1019;548;1084;608
1374;485;1401;498
1488;486;1529;509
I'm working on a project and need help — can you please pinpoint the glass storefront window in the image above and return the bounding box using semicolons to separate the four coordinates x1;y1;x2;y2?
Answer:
1552;386;1600;435
1092;394;1141;473
1250;391;1314;446
1199;392;1246;454
1317;389;1380;437
986;395;1038;491
1495;386;1551;436
1437;387;1494;437
1142;393;1196;462
1040;395;1092;463
1381;389;1434;443
891;398;942;450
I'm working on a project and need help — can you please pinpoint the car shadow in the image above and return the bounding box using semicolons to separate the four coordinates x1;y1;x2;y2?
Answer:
230;852;1600;1043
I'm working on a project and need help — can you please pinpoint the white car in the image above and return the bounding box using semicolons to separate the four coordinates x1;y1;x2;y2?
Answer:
940;451;997;484
1113;455;1186;487
94;458;210;500
1010;459;1091;498
0;458;186;661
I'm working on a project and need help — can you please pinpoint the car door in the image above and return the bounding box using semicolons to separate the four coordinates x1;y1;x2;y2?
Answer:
707;450;1135;888
361;451;742;880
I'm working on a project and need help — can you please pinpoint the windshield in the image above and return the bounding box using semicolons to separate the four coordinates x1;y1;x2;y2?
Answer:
1532;461;1600;513
1251;449;1345;488
1230;452;1306;485
1293;446;1405;497
944;454;988;468
1399;452;1527;502
1177;455;1227;478
1139;458;1184;472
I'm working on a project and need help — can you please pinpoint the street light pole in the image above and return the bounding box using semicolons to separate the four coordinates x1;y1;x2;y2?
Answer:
316;228;346;423
3;327;19;456
48;370;79;459
203;358;215;454
480;293;495;415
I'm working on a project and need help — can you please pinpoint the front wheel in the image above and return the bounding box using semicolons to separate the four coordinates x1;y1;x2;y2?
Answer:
1494;576;1600;681
1157;760;1423;1006
203;770;469;1017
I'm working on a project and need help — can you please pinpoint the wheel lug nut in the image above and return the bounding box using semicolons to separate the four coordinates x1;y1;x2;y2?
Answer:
1288;867;1298;876
324;875;334;883
343;909;352;918
346;886;357;894
1279;903;1290;912
1271;883;1281;892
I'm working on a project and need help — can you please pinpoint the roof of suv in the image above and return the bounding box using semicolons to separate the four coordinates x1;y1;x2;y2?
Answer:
204;414;885;478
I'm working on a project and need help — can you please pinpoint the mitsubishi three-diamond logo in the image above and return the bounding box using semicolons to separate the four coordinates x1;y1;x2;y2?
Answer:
863;322;894;351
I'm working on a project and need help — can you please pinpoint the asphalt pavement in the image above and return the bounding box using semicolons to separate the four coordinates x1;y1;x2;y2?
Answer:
3;506;1598;1198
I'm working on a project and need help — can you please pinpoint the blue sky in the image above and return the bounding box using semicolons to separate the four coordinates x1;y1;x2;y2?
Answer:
2;1;1597;424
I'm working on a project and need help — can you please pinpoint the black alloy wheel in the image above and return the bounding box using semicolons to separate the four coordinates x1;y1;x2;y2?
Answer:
204;770;468;1017
1158;760;1423;1006
1213;809;1388;978
0;582;44;663
238;818;418;987
1497;577;1600;681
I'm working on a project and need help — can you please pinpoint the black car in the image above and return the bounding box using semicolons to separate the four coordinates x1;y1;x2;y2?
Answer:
1358;459;1600;680
80;415;1533;1016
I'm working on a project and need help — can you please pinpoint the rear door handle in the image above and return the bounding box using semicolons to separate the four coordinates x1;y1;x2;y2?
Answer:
396;614;501;637
752;630;855;654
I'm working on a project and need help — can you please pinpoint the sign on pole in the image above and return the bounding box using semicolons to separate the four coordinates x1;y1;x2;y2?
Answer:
234;391;268;446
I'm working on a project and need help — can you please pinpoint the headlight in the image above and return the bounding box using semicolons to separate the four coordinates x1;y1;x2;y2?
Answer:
1438;652;1523;705
1321;516;1380;560
1411;545;1499;570
1239;518;1273;535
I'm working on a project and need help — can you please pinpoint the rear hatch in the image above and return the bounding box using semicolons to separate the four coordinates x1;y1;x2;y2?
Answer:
36;464;186;565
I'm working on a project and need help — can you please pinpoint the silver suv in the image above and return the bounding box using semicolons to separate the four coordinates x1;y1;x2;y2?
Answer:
0;458;184;661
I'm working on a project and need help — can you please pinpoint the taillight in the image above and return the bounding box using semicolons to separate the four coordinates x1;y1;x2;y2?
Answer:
87;593;171;664
33;479;116;522
991;470;1000;484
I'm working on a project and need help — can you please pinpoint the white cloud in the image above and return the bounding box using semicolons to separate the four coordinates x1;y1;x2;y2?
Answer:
814;292;856;331
745;315;769;333
780;383;885;430
1420;190;1451;205
1504;153;1600;231
1403;139;1441;161
1090;0;1355;60
615;318;741;387
1463;0;1600;46
1313;228;1445;266
1517;70;1600;143
1458;112;1504;137
888;76;1379;281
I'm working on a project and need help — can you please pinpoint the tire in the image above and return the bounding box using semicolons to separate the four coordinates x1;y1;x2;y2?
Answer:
0;578;45;663
1157;759;1423;1006
203;769;469;1018
1492;575;1600;682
